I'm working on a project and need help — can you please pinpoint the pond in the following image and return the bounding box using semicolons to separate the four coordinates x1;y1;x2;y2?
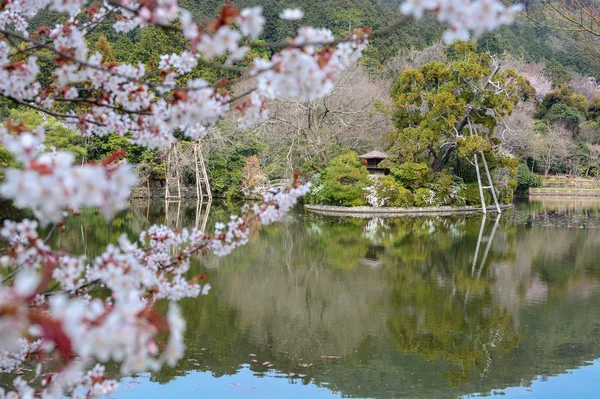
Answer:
47;198;600;399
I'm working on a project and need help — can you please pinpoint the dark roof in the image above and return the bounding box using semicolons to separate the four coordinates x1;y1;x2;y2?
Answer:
359;150;388;160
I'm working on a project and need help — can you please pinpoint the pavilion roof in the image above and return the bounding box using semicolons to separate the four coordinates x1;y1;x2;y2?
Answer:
358;150;388;159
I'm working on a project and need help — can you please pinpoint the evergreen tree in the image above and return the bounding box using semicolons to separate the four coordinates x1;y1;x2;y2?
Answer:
386;42;533;172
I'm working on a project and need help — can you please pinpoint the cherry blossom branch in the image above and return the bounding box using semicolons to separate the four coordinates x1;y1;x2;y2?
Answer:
0;28;147;84
8;97;107;126
52;98;152;116
9;9;117;57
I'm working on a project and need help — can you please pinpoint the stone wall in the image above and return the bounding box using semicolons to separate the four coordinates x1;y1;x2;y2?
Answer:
304;204;512;218
529;188;600;197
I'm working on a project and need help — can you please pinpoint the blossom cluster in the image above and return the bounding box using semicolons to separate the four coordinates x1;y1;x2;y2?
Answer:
254;37;367;102
400;0;522;43
0;2;371;147
364;183;385;208
0;125;137;223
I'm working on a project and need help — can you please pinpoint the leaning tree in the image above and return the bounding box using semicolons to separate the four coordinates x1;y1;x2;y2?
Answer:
386;42;534;172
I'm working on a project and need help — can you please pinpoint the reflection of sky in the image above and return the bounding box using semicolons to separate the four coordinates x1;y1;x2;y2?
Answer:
467;359;600;399
114;366;341;399
114;360;600;399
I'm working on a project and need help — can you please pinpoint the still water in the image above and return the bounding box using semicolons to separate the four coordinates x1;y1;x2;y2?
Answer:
49;198;600;399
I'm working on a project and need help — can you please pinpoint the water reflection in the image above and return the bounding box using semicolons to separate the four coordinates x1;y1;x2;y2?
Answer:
164;199;211;230
46;200;600;398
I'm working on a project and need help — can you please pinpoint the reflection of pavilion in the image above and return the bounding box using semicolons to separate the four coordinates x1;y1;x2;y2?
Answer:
359;244;385;268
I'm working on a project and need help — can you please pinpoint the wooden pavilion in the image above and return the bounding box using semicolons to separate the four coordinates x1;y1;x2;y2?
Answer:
359;150;389;175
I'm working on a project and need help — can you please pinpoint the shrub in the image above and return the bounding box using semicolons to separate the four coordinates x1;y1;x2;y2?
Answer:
390;162;431;190
241;155;267;198
516;164;542;190
430;172;466;206
414;188;438;207
365;176;414;207
305;174;324;204
463;183;492;206
390;186;414;208
320;152;370;206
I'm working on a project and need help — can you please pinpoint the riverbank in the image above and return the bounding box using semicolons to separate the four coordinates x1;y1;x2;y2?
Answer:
304;204;513;217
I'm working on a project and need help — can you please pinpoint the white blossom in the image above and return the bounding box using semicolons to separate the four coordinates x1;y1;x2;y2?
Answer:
399;0;523;43
280;8;304;21
238;7;265;39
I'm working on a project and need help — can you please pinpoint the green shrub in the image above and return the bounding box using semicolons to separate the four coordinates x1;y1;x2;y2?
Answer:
365;176;414;207
319;152;370;206
390;186;414;207
414;188;438;207
430;172;466;206
390;162;431;191
463;183;492;206
516;164;542;190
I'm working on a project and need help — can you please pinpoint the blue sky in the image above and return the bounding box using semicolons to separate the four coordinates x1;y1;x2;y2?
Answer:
113;359;600;399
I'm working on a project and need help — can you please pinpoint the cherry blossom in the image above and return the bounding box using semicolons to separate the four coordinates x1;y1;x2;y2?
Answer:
400;0;522;43
238;6;266;39
280;8;304;21
238;92;269;129
0;41;40;101
0;126;137;223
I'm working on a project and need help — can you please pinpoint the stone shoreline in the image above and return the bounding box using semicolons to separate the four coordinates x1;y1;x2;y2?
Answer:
529;188;600;197
304;204;513;218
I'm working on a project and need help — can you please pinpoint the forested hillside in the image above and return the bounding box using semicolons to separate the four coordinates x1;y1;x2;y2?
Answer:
178;0;600;79
26;1;599;80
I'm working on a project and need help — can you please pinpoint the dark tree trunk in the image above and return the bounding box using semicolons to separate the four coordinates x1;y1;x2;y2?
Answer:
432;144;456;172
430;66;501;173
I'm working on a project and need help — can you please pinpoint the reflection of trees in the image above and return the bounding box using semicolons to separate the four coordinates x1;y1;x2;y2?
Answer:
48;200;217;257
382;216;520;386
388;275;519;386
43;202;600;398
209;217;391;362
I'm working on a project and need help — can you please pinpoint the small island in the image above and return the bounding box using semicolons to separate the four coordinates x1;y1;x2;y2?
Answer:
305;148;516;217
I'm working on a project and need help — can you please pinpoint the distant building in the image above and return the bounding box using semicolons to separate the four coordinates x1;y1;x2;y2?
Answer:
359;151;389;176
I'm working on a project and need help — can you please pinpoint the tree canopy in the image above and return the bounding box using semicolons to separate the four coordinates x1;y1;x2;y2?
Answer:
385;43;533;172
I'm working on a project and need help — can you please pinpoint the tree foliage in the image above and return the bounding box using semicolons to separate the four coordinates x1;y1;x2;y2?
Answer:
386;42;533;171
318;152;370;206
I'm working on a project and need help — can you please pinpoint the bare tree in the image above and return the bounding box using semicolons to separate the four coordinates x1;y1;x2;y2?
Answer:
570;74;600;102
579;121;600;145
585;143;600;178
528;1;600;62
254;65;392;176
384;43;447;81
533;124;572;175
496;101;537;160
520;63;552;101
